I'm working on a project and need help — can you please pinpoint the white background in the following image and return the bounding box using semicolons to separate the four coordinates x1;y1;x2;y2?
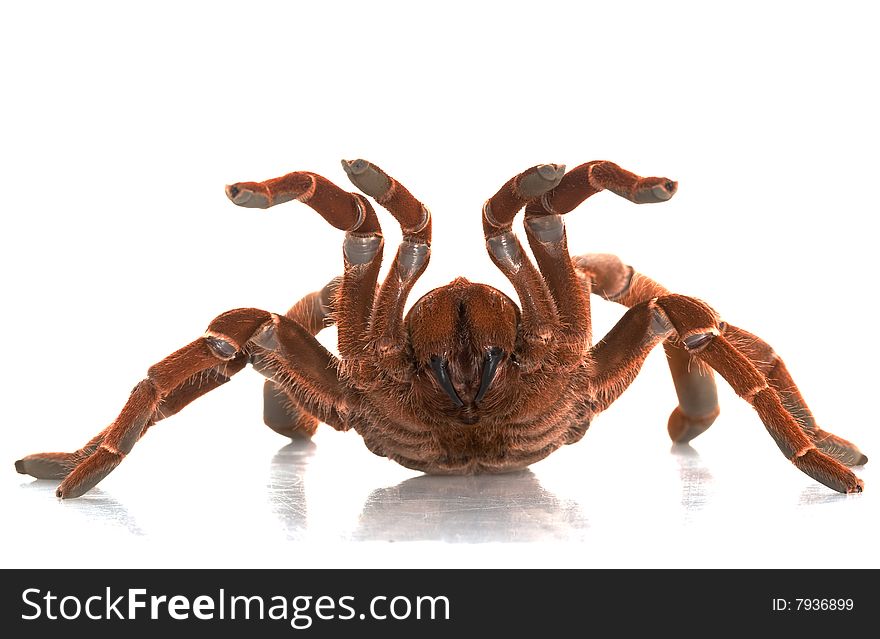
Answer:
1;1;877;569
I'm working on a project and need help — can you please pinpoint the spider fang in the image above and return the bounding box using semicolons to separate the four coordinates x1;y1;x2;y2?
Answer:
475;347;504;403
429;356;464;408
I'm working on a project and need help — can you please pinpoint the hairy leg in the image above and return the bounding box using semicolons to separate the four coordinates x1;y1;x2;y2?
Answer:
225;169;382;360
482;164;566;371
573;254;719;443
341;159;432;382
17;308;349;498
227;160;432;385
722;324;866;465
263;277;341;439
588;294;865;493
521;161;678;366
16;355;249;482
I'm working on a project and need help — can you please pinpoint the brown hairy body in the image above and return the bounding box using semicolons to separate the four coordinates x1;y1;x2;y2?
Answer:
16;159;867;497
353;279;595;474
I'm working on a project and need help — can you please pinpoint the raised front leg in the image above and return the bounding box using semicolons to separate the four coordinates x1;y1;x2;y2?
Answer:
227;160;433;385
482;164;566;371
225;169;383;360
341;159;433;382
17;308;350;498
529;160;678;214
520;161;678;364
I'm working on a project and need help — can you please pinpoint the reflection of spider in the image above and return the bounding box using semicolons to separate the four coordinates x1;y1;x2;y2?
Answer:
16;159;866;498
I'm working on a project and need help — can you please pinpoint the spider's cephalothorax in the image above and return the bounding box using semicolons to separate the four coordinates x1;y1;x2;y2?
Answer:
17;159;867;497
360;276;593;475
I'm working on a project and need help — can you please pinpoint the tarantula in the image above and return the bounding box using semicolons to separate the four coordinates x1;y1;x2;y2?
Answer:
16;159;867;498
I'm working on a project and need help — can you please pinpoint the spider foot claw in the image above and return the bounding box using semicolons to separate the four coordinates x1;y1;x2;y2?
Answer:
56;464;115;500
225;183;271;208
517;164;566;198
792;448;865;494
633;178;678;203
341;158;392;200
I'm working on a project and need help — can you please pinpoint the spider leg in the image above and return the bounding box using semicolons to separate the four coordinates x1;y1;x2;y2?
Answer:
520;162;678;362
529;160;678;215
227;161;432;383
15;428;111;481
17;309;349;498
483;162;677;370
15;356;250;482
722;323;866;466
225;170;382;360
573;255;719;443
589;296;865;493
263;277;341;439
482;165;567;370
341;159;432;381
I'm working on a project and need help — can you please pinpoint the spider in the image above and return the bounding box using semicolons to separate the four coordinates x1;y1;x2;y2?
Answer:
16;159;867;498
